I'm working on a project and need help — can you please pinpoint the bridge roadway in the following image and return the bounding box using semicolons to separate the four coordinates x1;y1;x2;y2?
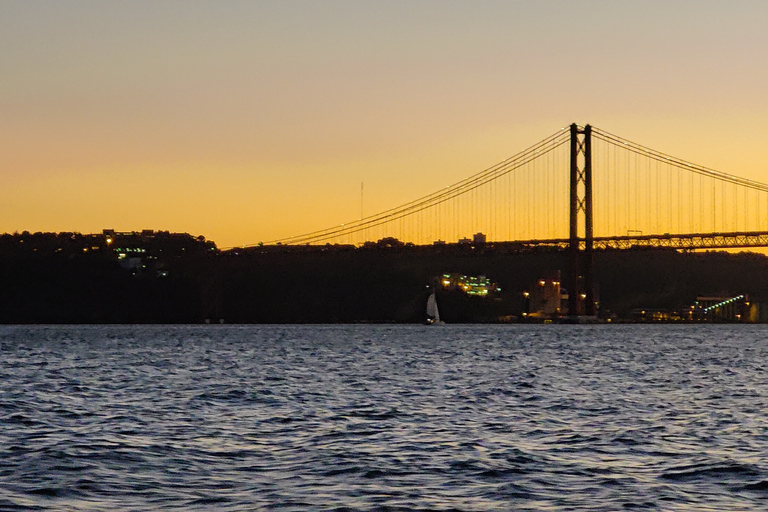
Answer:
509;231;768;251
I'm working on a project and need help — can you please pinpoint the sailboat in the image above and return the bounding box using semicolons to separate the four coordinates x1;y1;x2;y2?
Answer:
426;292;445;325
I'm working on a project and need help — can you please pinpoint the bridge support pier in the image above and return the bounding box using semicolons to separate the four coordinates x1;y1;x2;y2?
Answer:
568;123;596;318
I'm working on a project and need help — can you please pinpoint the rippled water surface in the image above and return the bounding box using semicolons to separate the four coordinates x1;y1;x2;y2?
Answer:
2;324;768;510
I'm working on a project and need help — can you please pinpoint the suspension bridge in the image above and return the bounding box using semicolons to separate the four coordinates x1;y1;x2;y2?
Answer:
262;123;768;317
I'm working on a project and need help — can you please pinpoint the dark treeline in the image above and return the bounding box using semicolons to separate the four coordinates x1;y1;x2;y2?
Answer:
1;231;768;323
220;246;768;323
0;230;215;323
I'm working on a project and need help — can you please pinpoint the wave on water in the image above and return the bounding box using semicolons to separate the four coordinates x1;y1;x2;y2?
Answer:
1;324;768;510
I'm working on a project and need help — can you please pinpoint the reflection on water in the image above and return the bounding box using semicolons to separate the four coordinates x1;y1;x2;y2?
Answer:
1;324;768;510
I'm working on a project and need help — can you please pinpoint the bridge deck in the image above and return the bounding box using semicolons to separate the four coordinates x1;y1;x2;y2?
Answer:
513;231;768;251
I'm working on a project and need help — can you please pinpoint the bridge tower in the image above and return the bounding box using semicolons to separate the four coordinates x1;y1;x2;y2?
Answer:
568;123;596;317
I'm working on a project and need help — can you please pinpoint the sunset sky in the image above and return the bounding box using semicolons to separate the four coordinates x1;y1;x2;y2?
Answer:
3;1;768;247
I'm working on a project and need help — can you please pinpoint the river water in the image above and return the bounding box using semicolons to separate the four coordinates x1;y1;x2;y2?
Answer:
2;324;768;510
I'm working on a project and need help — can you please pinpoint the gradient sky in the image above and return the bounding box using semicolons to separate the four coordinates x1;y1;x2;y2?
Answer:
2;0;768;247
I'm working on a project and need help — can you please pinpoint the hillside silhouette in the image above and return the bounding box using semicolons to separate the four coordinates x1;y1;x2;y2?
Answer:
1;231;767;323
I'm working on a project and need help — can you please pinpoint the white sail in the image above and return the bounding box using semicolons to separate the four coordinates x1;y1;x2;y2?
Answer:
426;292;442;323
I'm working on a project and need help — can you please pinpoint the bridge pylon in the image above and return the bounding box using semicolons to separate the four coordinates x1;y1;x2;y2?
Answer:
568;123;596;318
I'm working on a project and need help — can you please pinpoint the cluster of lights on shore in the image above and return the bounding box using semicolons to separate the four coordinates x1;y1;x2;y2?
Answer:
698;295;746;313
523;278;586;299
